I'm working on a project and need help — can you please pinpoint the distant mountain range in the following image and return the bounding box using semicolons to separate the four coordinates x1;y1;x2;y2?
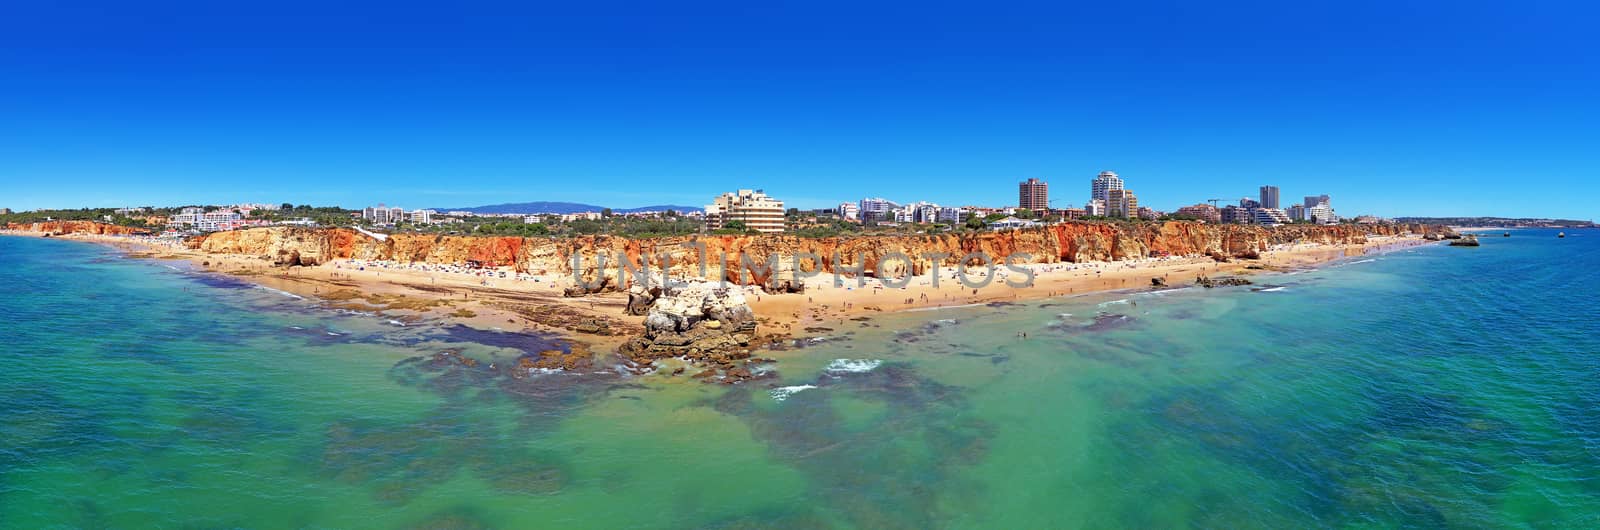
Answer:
436;202;702;215
1394;217;1595;228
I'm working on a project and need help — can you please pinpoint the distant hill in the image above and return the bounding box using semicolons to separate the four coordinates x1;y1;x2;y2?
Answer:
1395;216;1595;228
437;202;702;215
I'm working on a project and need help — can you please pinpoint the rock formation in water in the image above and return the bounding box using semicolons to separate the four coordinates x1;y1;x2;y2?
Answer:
617;281;771;381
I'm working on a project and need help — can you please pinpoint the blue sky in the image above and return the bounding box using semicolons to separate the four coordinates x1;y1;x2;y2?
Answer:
1;1;1596;218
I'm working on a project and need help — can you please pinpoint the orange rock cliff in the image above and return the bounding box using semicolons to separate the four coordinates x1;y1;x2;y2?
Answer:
4;221;148;236
188;222;1451;285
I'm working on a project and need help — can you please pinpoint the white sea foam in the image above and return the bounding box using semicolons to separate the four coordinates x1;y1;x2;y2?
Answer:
326;332;341;336
1258;287;1287;292
1098;299;1130;307
825;359;882;373
387;319;407;327
254;285;304;299
289;326;304;330
904;302;986;312
769;385;817;402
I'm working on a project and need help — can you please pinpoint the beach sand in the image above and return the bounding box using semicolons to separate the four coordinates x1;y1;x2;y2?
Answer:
4;229;1436;358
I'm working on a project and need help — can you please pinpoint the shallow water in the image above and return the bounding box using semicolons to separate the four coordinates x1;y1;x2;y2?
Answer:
2;230;1598;528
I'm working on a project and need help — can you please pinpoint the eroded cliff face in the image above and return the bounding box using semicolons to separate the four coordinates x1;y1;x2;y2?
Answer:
189;222;1451;284
4;221;148;236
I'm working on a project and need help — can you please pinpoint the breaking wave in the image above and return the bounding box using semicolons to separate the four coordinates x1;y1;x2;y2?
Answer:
825;359;883;374
769;385;817;402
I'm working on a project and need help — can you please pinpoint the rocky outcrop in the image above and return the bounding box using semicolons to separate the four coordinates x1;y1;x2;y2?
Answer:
1195;276;1253;288
186;222;1455;285
618;281;772;381
4;221;148;236
640;282;754;336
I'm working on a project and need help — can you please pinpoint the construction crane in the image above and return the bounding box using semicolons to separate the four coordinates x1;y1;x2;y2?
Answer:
1207;199;1222;208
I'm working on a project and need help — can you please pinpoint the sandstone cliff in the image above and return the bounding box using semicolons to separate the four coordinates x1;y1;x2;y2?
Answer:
4;221;148;236
189;222;1452;285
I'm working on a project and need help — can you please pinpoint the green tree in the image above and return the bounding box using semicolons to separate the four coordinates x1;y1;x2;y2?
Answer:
724;220;748;231
601;208;613;218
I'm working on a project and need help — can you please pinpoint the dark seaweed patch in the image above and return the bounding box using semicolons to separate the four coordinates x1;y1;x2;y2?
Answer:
706;362;993;529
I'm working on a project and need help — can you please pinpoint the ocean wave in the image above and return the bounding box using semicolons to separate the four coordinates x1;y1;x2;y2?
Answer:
825;359;882;373
770;385;817;402
904;302;986;312
387;319;407;327
1098;299;1130;307
253;285;304;299
1257;287;1287;292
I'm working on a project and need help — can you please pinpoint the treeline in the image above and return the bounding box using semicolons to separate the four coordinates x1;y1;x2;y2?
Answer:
0;208;163;228
251;204;357;227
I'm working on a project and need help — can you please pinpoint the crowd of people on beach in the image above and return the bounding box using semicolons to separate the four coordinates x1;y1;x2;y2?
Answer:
334;259;546;286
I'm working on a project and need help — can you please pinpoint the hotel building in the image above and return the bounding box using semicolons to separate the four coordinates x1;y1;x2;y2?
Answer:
1019;178;1049;210
1176;204;1222;223
1259;185;1280;209
706;189;786;233
1106;188;1138;218
1090;171;1123;204
857;197;899;222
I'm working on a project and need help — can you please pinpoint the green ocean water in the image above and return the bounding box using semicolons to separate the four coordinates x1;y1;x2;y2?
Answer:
2;230;1598;529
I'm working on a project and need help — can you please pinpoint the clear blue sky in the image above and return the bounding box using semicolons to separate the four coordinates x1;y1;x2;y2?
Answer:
2;1;1595;218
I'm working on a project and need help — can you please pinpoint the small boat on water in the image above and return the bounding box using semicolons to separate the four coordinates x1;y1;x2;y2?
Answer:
1558;232;1567;238
1503;232;1510;237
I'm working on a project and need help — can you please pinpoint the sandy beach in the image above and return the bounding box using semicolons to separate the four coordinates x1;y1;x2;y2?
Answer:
2;228;1438;358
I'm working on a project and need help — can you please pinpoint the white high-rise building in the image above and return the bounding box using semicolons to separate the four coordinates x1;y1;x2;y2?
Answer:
857;197;899;222
1085;199;1106;217
837;202;860;220
1090;171;1124;204
362;204;406;224
1309;203;1338;224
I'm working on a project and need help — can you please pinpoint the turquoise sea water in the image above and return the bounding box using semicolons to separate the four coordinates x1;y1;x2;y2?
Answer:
2;230;1598;528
